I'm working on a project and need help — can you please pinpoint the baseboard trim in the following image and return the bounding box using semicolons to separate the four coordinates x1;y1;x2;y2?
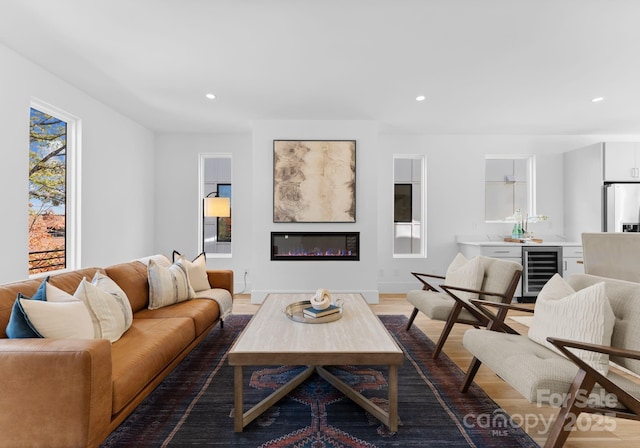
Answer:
251;289;379;304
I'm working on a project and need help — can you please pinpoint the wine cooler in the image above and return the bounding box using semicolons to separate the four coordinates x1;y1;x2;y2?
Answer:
520;246;563;302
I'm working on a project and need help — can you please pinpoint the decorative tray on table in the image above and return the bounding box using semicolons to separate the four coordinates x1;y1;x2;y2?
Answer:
284;300;343;324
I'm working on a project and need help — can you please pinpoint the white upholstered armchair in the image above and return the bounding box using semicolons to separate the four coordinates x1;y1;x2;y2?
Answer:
405;254;522;359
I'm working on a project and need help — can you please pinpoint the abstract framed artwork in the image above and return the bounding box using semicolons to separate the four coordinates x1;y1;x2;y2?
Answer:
273;140;356;222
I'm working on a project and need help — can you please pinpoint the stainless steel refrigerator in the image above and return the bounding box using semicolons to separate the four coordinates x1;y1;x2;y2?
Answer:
604;183;640;232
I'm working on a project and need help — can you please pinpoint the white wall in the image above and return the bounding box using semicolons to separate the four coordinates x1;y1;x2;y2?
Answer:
154;133;252;293
0;43;155;283
5;44;640;295
376;134;635;293
251;121;380;303
154;130;640;298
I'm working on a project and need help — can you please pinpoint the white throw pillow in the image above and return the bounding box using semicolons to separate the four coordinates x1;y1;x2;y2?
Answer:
74;278;128;342
173;251;210;292
92;272;133;330
147;259;195;310
444;253;484;303
528;274;615;376
19;283;94;339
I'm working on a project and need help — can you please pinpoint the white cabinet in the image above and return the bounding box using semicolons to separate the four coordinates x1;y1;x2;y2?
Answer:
562;246;584;278
458;243;584;301
603;142;640;181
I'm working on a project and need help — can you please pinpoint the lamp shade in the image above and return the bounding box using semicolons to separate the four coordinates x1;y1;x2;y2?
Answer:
204;197;230;217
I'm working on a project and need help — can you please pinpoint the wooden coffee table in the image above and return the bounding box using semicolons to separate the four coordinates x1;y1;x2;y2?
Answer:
228;293;404;432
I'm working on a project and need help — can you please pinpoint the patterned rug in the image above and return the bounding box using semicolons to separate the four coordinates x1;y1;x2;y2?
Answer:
101;315;538;447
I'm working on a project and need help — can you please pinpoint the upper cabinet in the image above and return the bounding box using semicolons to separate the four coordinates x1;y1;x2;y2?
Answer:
603;142;640;181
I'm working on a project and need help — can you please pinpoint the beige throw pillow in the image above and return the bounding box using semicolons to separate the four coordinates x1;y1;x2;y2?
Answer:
173;251;210;292
19;283;94;339
444;253;484;303
91;272;133;330
148;259;195;310
74;278;128;342
528;274;615;376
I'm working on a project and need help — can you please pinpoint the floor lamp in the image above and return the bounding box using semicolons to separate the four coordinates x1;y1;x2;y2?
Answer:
203;192;231;252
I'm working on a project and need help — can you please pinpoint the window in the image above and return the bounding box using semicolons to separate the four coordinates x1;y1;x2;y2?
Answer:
485;155;535;222
393;155;426;257
28;101;79;274
200;154;232;257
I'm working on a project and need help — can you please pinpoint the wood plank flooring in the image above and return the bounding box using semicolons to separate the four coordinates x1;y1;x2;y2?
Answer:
232;294;640;448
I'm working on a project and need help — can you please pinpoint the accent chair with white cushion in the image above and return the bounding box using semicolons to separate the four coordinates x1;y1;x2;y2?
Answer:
460;273;640;448
582;232;640;282
405;254;522;359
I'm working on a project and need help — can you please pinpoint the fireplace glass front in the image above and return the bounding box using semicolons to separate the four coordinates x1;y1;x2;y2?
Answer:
271;232;359;261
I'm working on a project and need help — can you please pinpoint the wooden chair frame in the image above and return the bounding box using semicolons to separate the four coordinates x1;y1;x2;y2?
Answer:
460;300;533;392
460;299;640;448
407;269;522;359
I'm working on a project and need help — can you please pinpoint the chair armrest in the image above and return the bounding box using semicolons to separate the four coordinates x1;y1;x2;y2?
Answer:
0;338;112;448
467;299;532;334
469;299;535;314
207;269;234;296
411;272;445;291
441;285;510;301
546;337;640;416
547;337;640;361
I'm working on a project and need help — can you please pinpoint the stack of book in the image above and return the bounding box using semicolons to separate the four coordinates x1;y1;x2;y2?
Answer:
303;304;340;318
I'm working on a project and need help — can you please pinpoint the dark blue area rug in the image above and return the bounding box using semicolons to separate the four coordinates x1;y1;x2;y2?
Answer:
101;315;538;447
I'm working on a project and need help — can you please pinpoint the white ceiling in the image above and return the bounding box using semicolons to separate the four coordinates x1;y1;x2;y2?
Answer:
2;0;640;134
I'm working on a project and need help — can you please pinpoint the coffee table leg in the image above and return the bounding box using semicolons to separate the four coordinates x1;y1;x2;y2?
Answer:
234;366;244;432
388;364;398;432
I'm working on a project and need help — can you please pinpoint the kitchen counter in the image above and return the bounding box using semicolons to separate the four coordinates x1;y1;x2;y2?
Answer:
456;235;584;301
456;234;581;247
457;240;581;247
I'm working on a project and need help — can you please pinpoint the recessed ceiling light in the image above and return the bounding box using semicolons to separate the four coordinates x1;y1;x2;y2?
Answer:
205;93;216;100
591;97;604;103
416;95;426;102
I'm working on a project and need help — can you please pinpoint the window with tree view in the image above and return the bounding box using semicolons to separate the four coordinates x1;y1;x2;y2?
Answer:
29;107;67;274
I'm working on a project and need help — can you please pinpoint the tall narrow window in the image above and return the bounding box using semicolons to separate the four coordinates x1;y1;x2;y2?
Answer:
29;103;78;274
200;154;232;257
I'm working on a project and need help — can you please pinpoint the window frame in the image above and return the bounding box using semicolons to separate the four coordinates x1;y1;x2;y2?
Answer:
29;98;81;277
484;154;536;223
199;153;232;258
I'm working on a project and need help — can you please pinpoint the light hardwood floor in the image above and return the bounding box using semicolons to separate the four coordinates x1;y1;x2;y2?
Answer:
232;294;639;448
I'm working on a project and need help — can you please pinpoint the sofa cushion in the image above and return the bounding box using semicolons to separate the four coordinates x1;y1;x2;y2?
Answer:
104;261;150;313
46;268;104;295
74;279;129;342
173;251;210;292
147;259;195;310
528;274;615;376
406;290;478;322
463;328;640;407
444;253;484;303
135;298;220;336
110;317;195;414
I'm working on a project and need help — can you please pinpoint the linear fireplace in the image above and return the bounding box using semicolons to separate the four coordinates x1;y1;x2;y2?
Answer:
271;232;359;261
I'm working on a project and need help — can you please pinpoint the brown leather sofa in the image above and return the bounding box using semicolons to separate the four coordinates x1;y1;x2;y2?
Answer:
0;257;233;448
